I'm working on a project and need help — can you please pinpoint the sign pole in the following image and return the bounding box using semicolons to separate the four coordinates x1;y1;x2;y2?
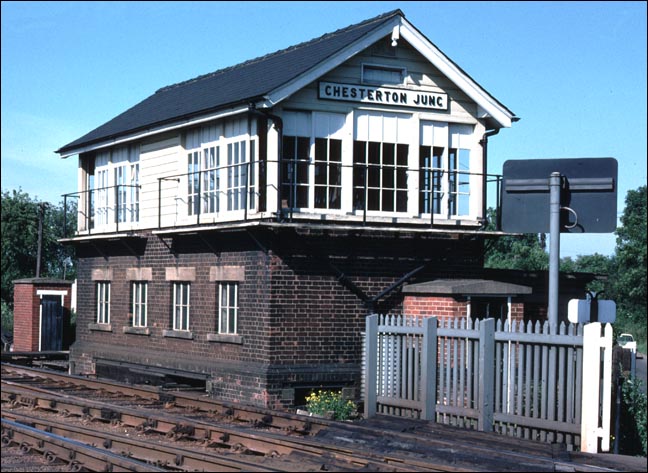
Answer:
548;172;561;332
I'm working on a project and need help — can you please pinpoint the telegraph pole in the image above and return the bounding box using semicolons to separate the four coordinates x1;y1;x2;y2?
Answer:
36;203;45;278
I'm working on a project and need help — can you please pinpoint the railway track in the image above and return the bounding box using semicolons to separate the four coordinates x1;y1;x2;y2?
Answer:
1;363;327;435
3;363;645;472
1;364;446;471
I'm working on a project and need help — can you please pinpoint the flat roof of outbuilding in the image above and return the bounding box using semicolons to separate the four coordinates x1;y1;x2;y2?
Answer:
402;279;532;296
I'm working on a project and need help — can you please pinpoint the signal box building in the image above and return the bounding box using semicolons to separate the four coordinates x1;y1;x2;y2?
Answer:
57;10;523;408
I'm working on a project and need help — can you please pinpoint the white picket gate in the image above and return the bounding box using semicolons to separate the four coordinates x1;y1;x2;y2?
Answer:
364;314;612;452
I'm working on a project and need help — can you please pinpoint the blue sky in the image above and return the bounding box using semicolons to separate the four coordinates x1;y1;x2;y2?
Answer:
2;1;646;257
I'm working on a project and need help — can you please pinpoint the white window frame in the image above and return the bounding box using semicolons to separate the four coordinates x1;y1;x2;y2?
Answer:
361;63;407;86
419;122;475;219
282;111;347;212
96;282;111;324
92;145;140;229
131;281;148;328
225;139;248;212
218;282;238;335
115;159;139;223
353;111;411;215
172;282;190;331
449;147;471;217
184;119;258;221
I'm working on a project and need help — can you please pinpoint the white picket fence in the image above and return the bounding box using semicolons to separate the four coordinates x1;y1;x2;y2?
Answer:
364;314;612;452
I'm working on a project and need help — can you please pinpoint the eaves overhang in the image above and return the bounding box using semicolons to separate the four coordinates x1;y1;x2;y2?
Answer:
56;102;254;158
403;279;532;296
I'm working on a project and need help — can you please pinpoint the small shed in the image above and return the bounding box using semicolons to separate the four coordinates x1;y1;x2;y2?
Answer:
402;279;532;323
12;278;74;352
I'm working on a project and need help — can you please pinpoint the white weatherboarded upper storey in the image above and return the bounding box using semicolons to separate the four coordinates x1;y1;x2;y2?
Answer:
261;16;516;129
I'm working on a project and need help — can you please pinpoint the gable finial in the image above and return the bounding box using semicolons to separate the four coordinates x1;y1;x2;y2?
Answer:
391;25;400;47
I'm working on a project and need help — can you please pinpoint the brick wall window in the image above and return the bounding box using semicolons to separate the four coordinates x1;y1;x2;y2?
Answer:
468;296;509;322
172;282;190;331
96;282;111;324
131;282;148;327
218;282;238;334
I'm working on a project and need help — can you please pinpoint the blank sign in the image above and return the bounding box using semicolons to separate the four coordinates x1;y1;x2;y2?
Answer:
502;158;617;233
568;299;616;323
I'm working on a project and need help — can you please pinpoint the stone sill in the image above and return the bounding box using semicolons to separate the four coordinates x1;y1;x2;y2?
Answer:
206;333;243;344
88;323;112;332
162;329;194;340
122;326;151;336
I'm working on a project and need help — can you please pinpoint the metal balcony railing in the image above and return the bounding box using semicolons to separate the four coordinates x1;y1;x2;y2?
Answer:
61;160;503;238
62;184;140;238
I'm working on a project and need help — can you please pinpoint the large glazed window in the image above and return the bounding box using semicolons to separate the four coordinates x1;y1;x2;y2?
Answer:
419;122;474;218
282;111;345;211
353;112;410;213
187;146;219;216
314;137;342;209
419;145;444;214
90;145;140;228
185;118;257;219
282;111;311;209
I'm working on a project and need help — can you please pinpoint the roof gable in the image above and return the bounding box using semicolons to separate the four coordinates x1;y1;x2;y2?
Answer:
57;10;516;157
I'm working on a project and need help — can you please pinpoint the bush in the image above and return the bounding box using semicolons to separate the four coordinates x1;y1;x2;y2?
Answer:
619;377;647;457
305;390;356;421
1;300;13;334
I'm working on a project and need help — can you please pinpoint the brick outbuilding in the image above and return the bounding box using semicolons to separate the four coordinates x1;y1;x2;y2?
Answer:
12;278;73;352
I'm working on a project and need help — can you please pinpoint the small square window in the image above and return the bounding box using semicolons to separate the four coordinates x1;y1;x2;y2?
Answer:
362;64;406;85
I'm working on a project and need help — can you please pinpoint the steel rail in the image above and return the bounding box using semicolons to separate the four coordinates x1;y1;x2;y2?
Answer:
1;363;327;434
1;381;443;472
1;418;166;472
3;411;286;472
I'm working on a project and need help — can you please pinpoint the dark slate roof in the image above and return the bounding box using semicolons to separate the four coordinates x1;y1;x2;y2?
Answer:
57;10;403;155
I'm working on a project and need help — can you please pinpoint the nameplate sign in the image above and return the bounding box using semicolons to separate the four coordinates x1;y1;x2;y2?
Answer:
318;81;448;110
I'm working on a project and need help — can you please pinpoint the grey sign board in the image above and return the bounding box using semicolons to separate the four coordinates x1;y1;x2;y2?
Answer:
501;158;617;233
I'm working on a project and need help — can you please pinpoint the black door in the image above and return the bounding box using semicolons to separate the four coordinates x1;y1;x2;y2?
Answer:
41;295;63;351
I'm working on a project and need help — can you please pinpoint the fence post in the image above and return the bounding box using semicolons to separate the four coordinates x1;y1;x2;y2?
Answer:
364;314;378;419
421;316;437;420
581;322;613;453
601;323;613;452
478;318;495;431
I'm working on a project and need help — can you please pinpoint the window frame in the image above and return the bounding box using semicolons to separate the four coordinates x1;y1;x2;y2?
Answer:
96;281;111;325
353;140;409;213
184;121;258;220
131;281;148;328
172;282;191;331
218;282;238;335
418;122;474;219
91;146;140;228
361;63;407;86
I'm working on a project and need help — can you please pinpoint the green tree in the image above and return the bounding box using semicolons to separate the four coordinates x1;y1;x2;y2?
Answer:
483;208;549;270
559;253;612;294
607;186;647;350
1;188;76;332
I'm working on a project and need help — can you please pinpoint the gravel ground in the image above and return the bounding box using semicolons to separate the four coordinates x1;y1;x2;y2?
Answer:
1;445;69;472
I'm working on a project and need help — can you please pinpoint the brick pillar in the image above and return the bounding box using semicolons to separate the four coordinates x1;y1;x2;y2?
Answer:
12;278;73;352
